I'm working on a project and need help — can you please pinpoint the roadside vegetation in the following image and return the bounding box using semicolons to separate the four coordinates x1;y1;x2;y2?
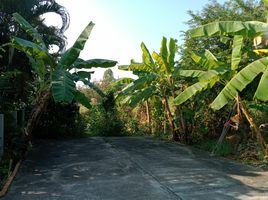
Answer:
1;0;268;193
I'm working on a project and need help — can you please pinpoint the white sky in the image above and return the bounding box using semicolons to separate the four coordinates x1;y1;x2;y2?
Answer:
46;0;226;81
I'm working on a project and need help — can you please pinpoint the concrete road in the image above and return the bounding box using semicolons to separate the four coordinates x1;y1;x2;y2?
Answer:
3;137;268;200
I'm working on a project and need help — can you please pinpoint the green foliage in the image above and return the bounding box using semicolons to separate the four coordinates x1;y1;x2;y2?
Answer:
180;0;266;71
177;11;268;111
83;105;125;137
52;69;76;103
197;139;234;157
211;57;268;110
118;37;180;107
58;21;95;69
12;13;47;48
189;21;268;38
12;13;117;108
33;100;86;138
72;58;117;69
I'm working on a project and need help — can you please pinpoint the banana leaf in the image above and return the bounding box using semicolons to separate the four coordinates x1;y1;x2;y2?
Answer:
74;90;91;109
174;77;218;105
189;21;268;38
71;58;117;70
231;35;243;70
211;57;268;110
52;68;76;103
12;13;46;48
59;22;95;69
127;86;156;108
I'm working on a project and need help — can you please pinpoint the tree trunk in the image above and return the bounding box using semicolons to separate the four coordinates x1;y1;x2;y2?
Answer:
237;96;268;158
24;88;52;141
163;97;179;141
171;91;187;141
145;100;152;134
175;106;187;142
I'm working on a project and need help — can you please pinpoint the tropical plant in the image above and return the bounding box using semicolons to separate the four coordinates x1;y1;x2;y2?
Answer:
0;0;70;115
10;13;117;139
175;14;268;156
0;0;69;55
179;0;266;71
118;37;185;141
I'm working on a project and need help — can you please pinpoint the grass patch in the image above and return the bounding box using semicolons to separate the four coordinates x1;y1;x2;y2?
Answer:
195;139;234;157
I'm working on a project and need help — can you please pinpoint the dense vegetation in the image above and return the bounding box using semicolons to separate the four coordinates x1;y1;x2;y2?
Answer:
1;0;268;193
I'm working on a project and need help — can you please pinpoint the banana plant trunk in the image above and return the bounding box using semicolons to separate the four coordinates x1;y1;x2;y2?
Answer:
237;96;268;158
145;100;152;134
163;96;179;141
171;90;187;141
175;105;187;141
24;88;52;141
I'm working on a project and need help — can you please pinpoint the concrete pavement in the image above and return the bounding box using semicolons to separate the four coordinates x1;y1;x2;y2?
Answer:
2;137;268;199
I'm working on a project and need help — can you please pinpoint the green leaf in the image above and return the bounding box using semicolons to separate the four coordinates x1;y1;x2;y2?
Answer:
72;71;94;81
160;37;168;62
128;86;156;108
174;81;215;105
249;103;268;113
141;42;155;66
220;36;230;44
231;35;243;70
119;74;158;97
71;58;117;70
160;37;169;73
59;22;95;69
112;78;134;91
263;0;268;7
28;57;46;79
120;62;152;73
211;57;268;110
118;65;131;71
174;67;228;105
12;13;46;48
152;51;169;74
191;50;220;69
199;67;228;81
12;37;53;65
189;21;268;38
254;67;268;101
175;69;207;78
52;68;76;103
115;78;134;85
74;90;91;109
168;38;176;70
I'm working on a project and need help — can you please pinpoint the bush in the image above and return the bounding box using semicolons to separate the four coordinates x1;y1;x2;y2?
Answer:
196;139;234;157
83;105;125;137
33;99;86;138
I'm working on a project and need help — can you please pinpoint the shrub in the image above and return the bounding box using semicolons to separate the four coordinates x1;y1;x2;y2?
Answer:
33;99;86;138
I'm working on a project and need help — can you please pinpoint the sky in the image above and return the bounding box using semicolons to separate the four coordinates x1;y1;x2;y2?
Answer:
48;0;226;81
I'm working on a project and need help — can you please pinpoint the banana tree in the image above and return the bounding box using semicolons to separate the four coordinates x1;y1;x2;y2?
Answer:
175;20;268;156
11;13;117;139
118;37;185;141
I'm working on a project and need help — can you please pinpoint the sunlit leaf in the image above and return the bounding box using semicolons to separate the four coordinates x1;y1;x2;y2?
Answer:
189;21;268;38
59;22;95;68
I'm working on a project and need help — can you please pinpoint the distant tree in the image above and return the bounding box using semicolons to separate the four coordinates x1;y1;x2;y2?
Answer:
101;69;116;91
